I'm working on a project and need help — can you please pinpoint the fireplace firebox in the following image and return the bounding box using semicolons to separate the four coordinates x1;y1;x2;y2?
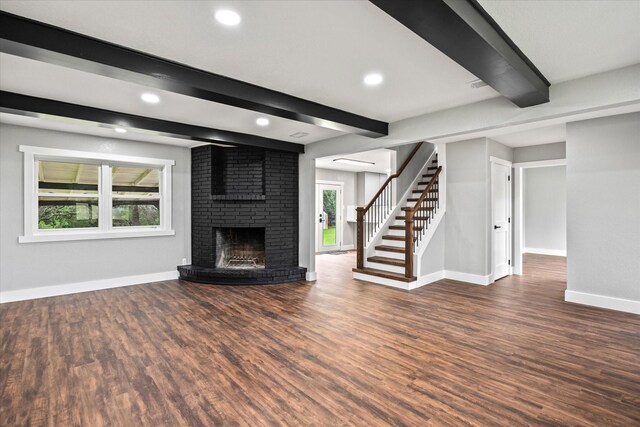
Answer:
215;228;265;269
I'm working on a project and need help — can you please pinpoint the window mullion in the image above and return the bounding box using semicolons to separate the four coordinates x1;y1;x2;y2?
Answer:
101;163;112;232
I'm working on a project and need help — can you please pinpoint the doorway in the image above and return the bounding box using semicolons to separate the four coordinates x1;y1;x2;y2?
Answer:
316;182;343;252
514;159;567;275
491;158;513;281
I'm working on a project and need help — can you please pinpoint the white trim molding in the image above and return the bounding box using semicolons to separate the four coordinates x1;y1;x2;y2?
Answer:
353;270;444;291
565;290;640;315
305;272;317;281
513;157;567;276
489;156;513;167
513;158;566;169
19;145;175;243
524;247;567;257
444;270;493;286
0;271;179;303
353;269;493;290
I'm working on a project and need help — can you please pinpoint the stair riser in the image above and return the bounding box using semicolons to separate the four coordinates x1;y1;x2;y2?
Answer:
352;272;412;290
381;238;405;248
387;228;405;236
375;250;404;260
366;262;405;275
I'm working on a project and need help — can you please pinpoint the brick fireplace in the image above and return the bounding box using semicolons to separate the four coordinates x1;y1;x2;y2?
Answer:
178;145;306;284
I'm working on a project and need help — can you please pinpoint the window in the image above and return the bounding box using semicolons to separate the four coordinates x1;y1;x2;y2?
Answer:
20;146;175;243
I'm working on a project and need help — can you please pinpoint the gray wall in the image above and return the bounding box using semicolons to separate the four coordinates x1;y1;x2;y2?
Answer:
419;219;445;275
566;113;640;302
444;138;489;275
392;142;435;204
444;137;513;276
0;124;191;292
356;172;387;206
514;142;566;163
316;168;357;247
524;166;567;252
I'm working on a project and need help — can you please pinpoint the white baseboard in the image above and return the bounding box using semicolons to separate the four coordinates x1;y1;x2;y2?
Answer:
565;290;640;315
443;270;492;286
305;272;317;281
409;270;445;290
352;271;444;290
353;269;485;291
353;272;412;290
341;244;355;251
524;247;567;257
0;270;179;303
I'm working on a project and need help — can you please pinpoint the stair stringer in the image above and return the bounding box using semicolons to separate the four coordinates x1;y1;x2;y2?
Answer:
413;142;446;278
413;207;446;277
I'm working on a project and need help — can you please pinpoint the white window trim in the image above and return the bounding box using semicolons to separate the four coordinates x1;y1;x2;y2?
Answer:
19;145;175;243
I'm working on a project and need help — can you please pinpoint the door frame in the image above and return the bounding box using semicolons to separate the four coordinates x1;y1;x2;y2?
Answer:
316;180;344;253
490;157;513;282
512;158;567;275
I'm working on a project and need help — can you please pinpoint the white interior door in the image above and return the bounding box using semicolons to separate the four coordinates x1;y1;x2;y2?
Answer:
492;161;512;280
316;183;342;252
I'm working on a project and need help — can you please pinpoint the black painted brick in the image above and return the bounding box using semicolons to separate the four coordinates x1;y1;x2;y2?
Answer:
190;146;301;272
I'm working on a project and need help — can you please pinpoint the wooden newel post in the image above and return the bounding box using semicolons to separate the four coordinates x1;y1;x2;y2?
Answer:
356;207;365;269
404;209;414;278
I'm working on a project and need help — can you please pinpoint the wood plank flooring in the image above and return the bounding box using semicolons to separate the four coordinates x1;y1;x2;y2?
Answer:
1;254;639;426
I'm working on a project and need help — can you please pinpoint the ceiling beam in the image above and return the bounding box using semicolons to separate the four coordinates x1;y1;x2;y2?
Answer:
0;11;388;138
369;0;550;107
0;91;305;153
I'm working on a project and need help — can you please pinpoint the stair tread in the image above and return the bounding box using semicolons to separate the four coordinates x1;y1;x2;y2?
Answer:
427;166;438;170
367;256;405;267
396;215;431;220
382;234;405;241
375;245;405;253
352;267;416;283
417;181;439;185
389;225;424;231
407;198;437;202
401;206;434;211
413;189;438;193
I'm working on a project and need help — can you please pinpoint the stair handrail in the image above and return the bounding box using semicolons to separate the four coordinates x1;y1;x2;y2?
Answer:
403;166;442;277
356;141;425;269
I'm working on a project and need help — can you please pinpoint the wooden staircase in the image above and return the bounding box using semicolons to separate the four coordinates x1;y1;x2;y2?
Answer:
353;148;442;287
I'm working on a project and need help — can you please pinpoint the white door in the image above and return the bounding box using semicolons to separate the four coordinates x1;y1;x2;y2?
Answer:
316;183;342;252
491;161;512;280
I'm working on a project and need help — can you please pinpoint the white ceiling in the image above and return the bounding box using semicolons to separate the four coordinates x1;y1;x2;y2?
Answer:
0;0;637;150
316;149;393;174
490;124;566;148
0;53;342;145
0;113;202;148
478;0;640;83
0;0;498;123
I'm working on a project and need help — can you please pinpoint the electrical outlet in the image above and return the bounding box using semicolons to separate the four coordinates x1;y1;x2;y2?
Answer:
181;258;187;265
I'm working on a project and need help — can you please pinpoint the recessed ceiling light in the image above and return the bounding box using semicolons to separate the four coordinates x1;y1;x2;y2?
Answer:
363;73;383;86
290;132;309;138
470;79;488;89
114;127;127;133
334;158;375;166
215;10;241;26
256;117;270;127
141;93;160;104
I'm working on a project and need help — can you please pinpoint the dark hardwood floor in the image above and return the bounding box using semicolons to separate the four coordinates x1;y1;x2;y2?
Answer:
1;254;639;426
